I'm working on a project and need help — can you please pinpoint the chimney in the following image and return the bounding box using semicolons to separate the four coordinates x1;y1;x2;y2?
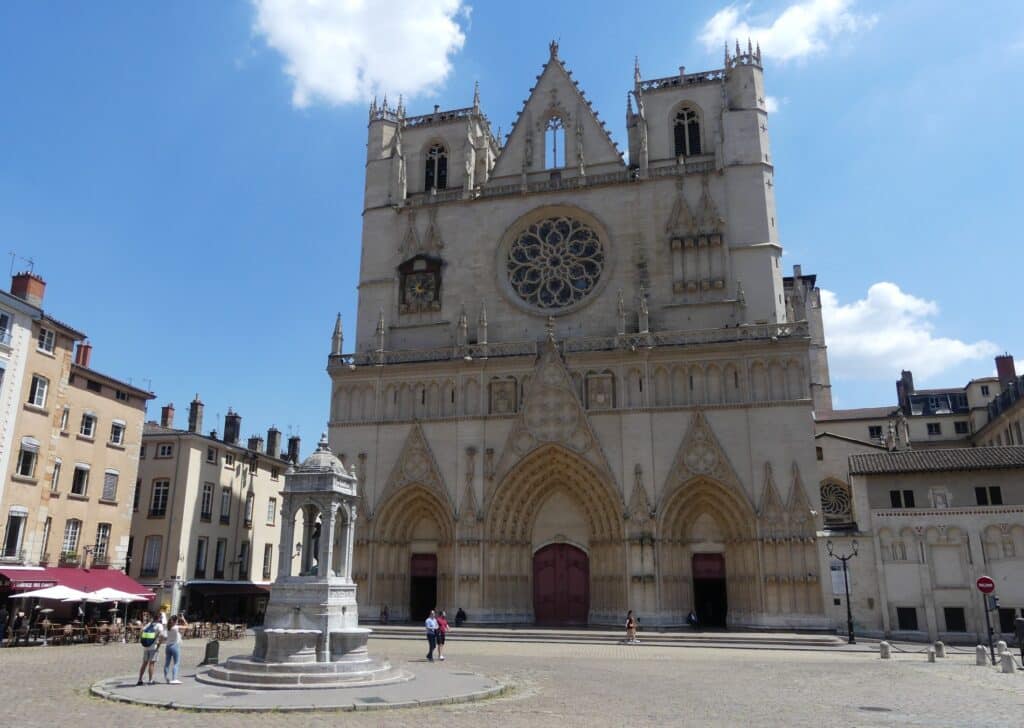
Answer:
187;394;204;434
10;271;46;307
74;340;93;368
160;403;175;429
286;435;301;464
266;426;282;459
996;354;1017;392
247;435;264;453
896;370;915;414
224;409;241;445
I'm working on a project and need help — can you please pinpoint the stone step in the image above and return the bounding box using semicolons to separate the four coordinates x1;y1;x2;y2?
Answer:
366;625;843;647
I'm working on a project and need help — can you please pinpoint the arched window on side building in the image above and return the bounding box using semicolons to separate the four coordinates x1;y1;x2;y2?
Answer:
674;107;702;157
425;143;448;191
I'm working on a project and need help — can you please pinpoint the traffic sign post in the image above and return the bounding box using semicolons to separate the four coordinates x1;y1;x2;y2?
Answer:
977;576;996;665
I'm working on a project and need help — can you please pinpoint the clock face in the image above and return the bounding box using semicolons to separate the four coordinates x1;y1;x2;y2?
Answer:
404;272;437;305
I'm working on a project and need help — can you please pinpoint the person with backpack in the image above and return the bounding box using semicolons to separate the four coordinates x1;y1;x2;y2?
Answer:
136;612;165;686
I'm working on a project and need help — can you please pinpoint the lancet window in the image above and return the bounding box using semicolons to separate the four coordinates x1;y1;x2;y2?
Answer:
424;143;448;191
674;107;702;157
545;116;566;169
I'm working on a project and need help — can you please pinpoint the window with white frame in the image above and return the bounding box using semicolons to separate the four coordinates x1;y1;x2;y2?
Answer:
224;452;235;468
262;543;273;580
133;478;141;512
37;327;55;353
200;482;214;520
220;487;231;524
149;479;169;517
214;538;227;578
109;420;125;445
194;537;208;578
59;406;69;431
244;492;255;527
206;446;217;464
28;375;48;407
266;498;277;526
62;518;82;555
156;443;173;458
141;535;162;576
50;458;62;492
16;439;39;478
101;470;118;501
0;311;11;344
2;507;28;558
238;541;250;579
115;389;129;402
271;466;280;481
71;465;89;496
79;413;97;438
94;522;111;560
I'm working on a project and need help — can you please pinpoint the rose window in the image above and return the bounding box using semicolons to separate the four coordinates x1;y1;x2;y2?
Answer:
506;216;604;310
820;481;853;523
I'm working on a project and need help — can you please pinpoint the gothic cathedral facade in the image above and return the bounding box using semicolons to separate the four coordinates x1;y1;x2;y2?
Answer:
328;43;832;628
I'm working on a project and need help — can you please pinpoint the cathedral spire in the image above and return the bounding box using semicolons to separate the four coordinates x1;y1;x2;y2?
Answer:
331;312;343;356
633;56;642;85
375;309;386;353
724;40;730;67
472;80;480;112
456;304;468;346
477;301;488;345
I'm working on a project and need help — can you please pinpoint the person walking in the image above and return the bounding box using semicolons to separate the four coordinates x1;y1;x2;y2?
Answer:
163;614;188;684
424;609;439;661
436;610;450;661
136;612;165;686
625;610;639;644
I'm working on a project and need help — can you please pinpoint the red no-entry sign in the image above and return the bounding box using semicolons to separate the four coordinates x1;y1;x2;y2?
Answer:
976;576;995;594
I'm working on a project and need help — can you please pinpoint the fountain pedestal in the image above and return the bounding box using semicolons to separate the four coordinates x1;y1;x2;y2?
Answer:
198;435;408;690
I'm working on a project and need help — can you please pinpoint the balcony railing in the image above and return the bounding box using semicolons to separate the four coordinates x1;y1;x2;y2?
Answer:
58;551;80;567
148;508;167;518
332;321;809;368
0;548;25;563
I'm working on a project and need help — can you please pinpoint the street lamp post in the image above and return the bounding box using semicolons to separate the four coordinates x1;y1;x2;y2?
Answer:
827;539;859;644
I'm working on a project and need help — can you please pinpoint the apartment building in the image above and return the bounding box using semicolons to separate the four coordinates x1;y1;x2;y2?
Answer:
0;272;154;573
131;398;297;623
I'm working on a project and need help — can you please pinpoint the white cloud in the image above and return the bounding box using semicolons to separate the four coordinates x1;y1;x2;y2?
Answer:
821;282;998;381
700;0;877;62
764;95;780;112
252;0;467;108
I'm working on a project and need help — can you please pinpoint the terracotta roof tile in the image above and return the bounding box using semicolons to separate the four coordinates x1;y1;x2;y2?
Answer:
849;446;1024;475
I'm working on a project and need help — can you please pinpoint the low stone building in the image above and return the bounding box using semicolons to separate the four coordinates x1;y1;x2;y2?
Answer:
130;399;296;623
822;447;1024;642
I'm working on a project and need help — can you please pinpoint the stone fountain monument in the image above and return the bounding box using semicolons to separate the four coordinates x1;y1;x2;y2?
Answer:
198;435;408;689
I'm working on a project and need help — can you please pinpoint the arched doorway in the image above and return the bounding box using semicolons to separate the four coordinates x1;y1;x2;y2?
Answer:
484;445;625;623
658;478;761;626
533;543;589;626
370;485;454;622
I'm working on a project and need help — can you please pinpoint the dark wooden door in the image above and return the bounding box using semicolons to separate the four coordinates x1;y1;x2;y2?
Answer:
409;554;437;622
533;543;589;626
692;553;727;628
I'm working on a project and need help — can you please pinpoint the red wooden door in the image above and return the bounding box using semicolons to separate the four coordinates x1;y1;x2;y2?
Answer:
533;543;589;626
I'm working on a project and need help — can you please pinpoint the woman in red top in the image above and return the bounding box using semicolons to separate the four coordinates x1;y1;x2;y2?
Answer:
436;610;450;661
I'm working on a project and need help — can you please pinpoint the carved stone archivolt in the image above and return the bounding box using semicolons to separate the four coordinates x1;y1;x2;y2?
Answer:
377;422;452;516
492;336;613;495
658;410;747;512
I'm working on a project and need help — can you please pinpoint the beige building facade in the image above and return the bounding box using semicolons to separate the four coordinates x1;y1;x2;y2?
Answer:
0;272;153;572
131;398;296;622
329;45;832;628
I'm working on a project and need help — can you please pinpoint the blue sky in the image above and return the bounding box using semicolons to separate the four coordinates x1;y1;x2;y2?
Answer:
1;1;1021;449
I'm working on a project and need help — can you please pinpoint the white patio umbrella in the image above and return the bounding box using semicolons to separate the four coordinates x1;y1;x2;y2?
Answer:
16;585;89;601
68;587;150;642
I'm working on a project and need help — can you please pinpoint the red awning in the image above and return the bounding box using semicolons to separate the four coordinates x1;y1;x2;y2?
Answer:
0;567;155;599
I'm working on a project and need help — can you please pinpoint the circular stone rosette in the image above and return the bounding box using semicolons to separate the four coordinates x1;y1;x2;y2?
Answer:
498;207;611;316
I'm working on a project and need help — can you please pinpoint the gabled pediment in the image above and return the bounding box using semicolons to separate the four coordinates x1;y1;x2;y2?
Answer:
490;43;624;180
490;336;614;501
378;422;452;515
658;410;749;512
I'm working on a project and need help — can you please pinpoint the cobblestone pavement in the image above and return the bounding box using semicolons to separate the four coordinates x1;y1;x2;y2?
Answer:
2;635;1022;727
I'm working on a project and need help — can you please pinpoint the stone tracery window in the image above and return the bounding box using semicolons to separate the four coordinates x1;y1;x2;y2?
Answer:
545;116;566;169
506;216;604;310
674;107;702;157
820;479;853;527
424;143;447;191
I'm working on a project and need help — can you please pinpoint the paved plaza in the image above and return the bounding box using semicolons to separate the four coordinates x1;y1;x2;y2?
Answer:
1;633;1022;726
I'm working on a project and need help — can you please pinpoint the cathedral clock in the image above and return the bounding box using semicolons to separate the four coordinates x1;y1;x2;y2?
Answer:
398;255;442;314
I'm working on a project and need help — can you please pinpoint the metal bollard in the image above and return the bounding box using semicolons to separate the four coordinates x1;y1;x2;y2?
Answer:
879;641;891;659
934;641;946;658
1000;651;1015;674
927;647;936;663
976;645;988;666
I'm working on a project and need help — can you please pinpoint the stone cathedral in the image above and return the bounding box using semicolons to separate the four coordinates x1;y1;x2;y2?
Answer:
327;42;833;628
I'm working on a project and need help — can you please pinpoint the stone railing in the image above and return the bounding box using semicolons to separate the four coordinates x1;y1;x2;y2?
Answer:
403;106;475;128
638;68;727;93
332;321;808;368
